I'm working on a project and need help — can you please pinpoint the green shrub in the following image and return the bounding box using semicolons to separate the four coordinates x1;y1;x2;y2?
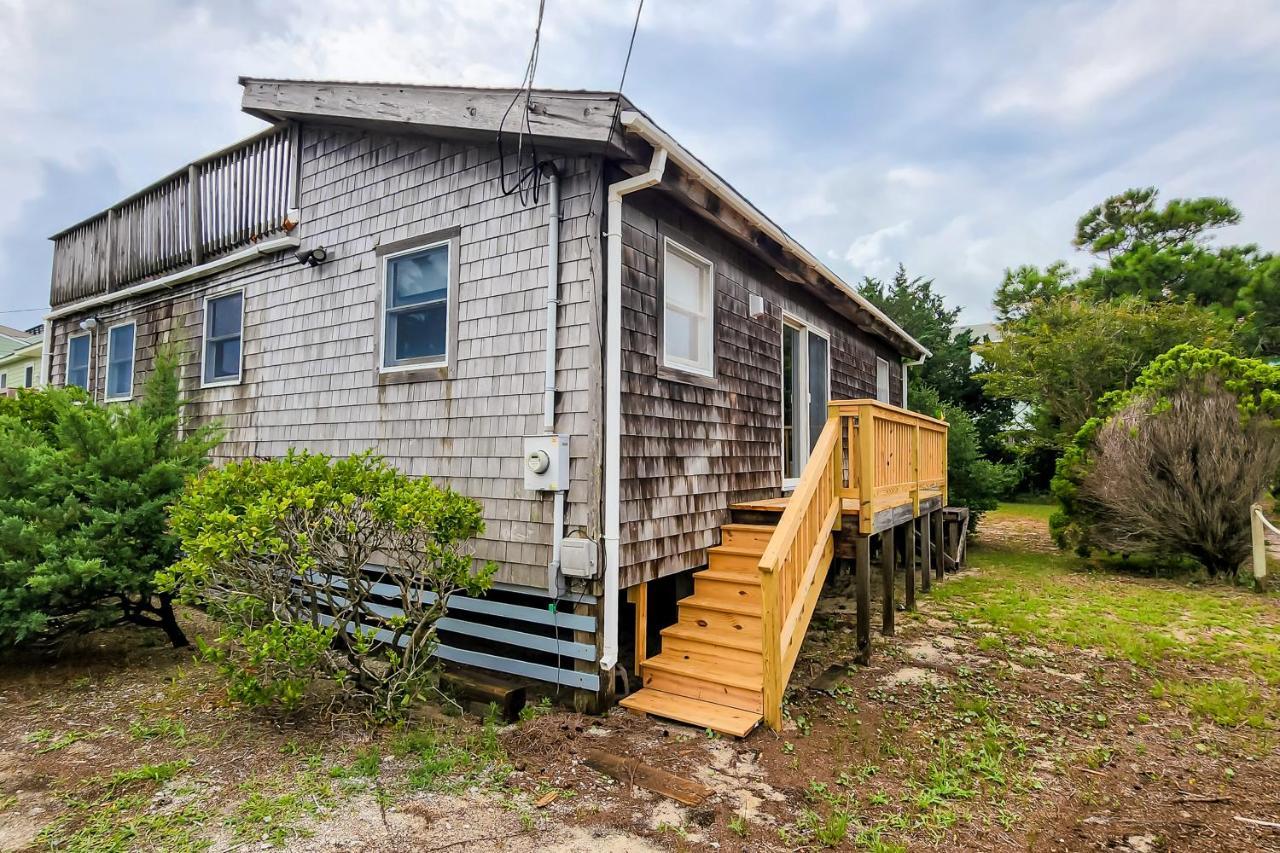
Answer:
1052;345;1280;575
0;350;219;647
910;383;1016;527
162;451;496;718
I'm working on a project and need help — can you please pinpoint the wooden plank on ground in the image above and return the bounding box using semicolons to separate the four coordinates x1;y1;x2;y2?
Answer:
584;748;714;806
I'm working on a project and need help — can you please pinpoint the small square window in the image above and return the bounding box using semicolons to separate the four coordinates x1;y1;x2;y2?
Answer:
67;333;91;390
382;242;451;369
662;239;715;377
105;322;136;400
203;291;244;386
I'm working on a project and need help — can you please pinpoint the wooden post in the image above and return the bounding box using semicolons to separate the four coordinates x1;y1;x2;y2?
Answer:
855;535;871;664
1252;503;1269;593
902;521;916;611
760;567;782;730
857;405;876;535
577;597;611;714
932;510;945;581
880;529;895;636
911;423;921;516
628;582;648;671
919;517;931;594
187;163;203;267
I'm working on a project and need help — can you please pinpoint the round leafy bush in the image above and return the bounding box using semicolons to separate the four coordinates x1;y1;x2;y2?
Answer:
162;451;495;718
1051;345;1280;576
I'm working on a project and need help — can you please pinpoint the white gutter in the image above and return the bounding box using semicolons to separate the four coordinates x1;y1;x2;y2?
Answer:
902;353;926;408
601;145;669;672
618;111;930;360
542;164;568;597
45;235;300;321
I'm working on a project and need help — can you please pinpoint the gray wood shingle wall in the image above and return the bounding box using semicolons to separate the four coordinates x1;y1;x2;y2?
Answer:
617;191;904;588
47;125;604;590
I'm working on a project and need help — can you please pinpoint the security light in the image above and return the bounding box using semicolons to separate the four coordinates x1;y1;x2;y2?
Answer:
294;246;329;267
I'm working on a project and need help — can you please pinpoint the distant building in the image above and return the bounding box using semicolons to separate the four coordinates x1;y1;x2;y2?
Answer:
953;321;1001;369
0;325;44;395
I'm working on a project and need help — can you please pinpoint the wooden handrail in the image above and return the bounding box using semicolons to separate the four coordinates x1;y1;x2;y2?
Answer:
757;399;948;729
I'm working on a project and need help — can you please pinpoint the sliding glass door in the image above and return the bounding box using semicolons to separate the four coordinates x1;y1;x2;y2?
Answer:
782;317;830;487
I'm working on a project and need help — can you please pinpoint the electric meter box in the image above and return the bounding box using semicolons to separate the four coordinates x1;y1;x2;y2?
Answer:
522;434;570;491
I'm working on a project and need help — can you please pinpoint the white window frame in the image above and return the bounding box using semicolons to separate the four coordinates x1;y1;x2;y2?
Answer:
24;365;33;388
876;357;891;404
201;288;245;388
661;237;716;378
66;331;92;391
379;238;453;373
0;373;6;390
780;314;832;491
104;320;137;402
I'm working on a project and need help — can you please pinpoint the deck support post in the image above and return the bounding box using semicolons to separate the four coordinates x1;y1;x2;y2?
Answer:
921;516;934;593
855;535;871;665
902;521;916;611
628;582;648;673
932;510;945;581
880;530;895;636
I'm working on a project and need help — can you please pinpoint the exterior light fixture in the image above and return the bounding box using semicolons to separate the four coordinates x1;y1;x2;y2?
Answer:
294;246;328;267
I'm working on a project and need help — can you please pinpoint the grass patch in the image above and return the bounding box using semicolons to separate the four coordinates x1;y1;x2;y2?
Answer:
129;716;188;745
391;712;511;793
227;768;336;846
38;760;207;852
1151;678;1273;728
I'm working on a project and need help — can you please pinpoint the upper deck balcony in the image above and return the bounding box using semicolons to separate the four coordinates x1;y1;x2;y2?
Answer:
48;124;299;309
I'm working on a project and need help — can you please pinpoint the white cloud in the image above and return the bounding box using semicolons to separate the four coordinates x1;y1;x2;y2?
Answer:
983;0;1280;120
842;220;911;277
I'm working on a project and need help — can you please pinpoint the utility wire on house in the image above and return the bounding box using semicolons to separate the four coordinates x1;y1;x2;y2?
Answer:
497;0;547;205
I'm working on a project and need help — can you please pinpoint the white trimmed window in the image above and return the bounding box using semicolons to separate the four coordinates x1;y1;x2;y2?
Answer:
24;366;33;388
105;321;136;401
203;290;244;386
662;239;715;377
382;240;451;370
876;357;890;403
67;332;91;390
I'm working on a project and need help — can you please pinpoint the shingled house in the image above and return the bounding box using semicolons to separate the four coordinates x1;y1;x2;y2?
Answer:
43;80;950;734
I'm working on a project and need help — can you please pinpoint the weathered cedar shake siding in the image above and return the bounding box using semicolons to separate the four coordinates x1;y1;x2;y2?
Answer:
47;124;604;590
617;191;904;588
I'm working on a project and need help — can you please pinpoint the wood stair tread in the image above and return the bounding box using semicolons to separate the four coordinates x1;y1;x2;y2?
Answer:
720;523;778;532
620;688;763;737
708;544;769;558
642;652;762;691
660;623;759;652
694;567;762;585
678;594;761;616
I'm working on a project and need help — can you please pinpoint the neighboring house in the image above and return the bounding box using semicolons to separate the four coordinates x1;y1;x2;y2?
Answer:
953;321;1000;370
44;79;951;733
0;326;43;396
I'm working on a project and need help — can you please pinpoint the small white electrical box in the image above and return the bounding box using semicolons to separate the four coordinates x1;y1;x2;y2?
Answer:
560;538;598;578
749;292;767;318
523;434;570;491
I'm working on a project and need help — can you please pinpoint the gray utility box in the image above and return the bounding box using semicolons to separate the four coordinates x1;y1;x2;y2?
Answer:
522;434;570;492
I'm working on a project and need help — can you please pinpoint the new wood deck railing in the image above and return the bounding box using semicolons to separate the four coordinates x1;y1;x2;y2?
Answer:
757;399;948;729
49;123;299;308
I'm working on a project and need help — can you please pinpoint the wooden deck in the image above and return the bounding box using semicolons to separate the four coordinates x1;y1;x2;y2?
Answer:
622;400;953;736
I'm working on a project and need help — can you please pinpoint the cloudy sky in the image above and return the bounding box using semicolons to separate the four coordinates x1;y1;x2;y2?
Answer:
2;0;1278;330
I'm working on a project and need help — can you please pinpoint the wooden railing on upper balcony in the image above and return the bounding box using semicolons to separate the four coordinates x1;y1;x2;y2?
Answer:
757;399;948;729
49;123;299;308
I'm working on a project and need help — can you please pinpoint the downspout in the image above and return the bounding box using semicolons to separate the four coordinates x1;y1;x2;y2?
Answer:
902;353;925;408
543;163;567;596
39;319;53;387
600;145;668;672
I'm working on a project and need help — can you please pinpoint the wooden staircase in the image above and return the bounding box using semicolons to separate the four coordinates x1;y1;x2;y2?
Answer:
619;401;949;738
620;523;788;736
